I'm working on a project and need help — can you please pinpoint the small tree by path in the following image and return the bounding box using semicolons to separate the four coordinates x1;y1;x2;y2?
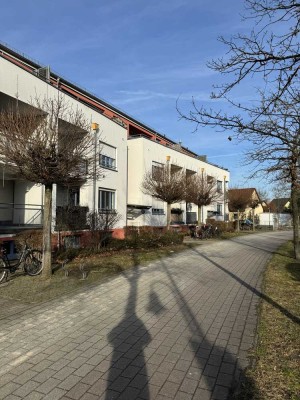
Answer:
141;161;186;229
186;172;220;226
0;96;100;278
227;188;250;232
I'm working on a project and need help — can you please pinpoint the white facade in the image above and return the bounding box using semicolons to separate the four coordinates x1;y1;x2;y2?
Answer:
0;45;230;237
0;55;127;232
127;137;229;227
259;212;292;229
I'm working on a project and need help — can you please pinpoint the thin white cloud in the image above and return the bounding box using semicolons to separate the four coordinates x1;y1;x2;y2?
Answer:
111;89;223;106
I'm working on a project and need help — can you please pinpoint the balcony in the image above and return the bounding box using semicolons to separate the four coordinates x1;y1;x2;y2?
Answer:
0;202;43;234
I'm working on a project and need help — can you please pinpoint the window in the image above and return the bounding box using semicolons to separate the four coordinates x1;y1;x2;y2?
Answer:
152;161;164;178
99;142;116;170
69;187;80;206
217;180;223;193
217;204;223;215
207;175;214;184
98;189;115;211
152;208;165;215
64;235;80;249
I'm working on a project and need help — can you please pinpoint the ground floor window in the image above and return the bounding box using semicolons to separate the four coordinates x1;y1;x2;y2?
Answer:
98;189;115;211
217;203;223;215
152;208;164;215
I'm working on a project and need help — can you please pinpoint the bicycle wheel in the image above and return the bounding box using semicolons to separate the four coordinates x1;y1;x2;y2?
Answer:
24;250;43;276
0;258;8;283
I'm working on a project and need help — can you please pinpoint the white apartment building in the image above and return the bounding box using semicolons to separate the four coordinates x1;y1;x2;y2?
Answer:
127;136;229;227
0;43;230;248
0;44;127;244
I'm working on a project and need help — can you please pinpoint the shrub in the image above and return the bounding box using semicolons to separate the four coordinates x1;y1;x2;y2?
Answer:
15;229;43;250
110;230;184;250
54;247;82;261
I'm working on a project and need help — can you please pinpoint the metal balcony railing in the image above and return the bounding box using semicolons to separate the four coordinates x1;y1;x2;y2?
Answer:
0;203;43;227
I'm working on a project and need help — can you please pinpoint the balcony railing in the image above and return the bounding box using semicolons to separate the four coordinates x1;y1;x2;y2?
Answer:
0;203;43;229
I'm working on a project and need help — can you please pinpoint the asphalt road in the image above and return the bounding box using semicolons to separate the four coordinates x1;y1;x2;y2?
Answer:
0;230;292;400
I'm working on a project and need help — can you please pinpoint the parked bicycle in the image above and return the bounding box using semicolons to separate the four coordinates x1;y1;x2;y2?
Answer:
198;224;221;239
0;241;43;283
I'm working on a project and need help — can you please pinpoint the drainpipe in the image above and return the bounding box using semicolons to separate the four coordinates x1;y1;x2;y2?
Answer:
91;123;99;213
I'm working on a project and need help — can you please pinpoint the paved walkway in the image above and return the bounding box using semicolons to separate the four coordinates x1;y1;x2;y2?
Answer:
0;231;292;400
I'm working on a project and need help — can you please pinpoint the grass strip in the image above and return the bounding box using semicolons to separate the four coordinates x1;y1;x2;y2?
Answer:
237;241;300;400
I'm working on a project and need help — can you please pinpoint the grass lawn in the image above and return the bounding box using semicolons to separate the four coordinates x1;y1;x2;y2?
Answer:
237;241;300;400
0;242;200;304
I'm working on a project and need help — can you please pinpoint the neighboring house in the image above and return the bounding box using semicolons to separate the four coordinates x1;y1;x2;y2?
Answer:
269;198;291;213
0;43;230;247
228;188;263;223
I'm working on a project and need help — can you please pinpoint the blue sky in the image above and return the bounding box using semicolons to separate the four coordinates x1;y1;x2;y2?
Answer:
1;0;271;193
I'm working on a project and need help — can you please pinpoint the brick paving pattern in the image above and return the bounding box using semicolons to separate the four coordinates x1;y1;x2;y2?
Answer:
0;231;292;399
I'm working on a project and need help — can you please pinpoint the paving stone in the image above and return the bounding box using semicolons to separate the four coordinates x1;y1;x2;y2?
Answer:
129;374;148;390
32;368;57;383
79;393;100;400
80;370;102;385
193;388;211;400
174;391;194;400
0;373;17;386
57;374;82;391
159;380;181;398
175;359;192;372
13;380;39;398
87;378;108;396
13;370;38;385
117;386;141;400
203;364;220;378
42;387;66;400
31;360;53;372
212;385;230;400
35;378;61;395
0;382;21;400
49;359;70;372
65;382;90;399
180;378;198;395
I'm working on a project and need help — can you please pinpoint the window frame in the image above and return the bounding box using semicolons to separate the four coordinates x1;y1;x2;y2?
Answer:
98;188;116;212
99;142;117;171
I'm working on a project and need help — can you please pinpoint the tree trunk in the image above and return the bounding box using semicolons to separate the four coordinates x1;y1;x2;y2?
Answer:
291;184;300;260
252;209;255;232
197;205;202;226
166;203;171;230
237;210;240;232
42;184;53;278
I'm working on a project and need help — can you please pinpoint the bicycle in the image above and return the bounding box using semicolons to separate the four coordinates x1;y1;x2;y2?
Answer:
199;224;213;239
0;241;43;283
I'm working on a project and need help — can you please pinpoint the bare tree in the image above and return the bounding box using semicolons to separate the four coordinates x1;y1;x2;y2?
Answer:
141;163;186;229
87;210;122;249
0;96;100;277
227;188;252;232
186;173;220;225
180;90;300;257
178;0;300;258
209;0;300;103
